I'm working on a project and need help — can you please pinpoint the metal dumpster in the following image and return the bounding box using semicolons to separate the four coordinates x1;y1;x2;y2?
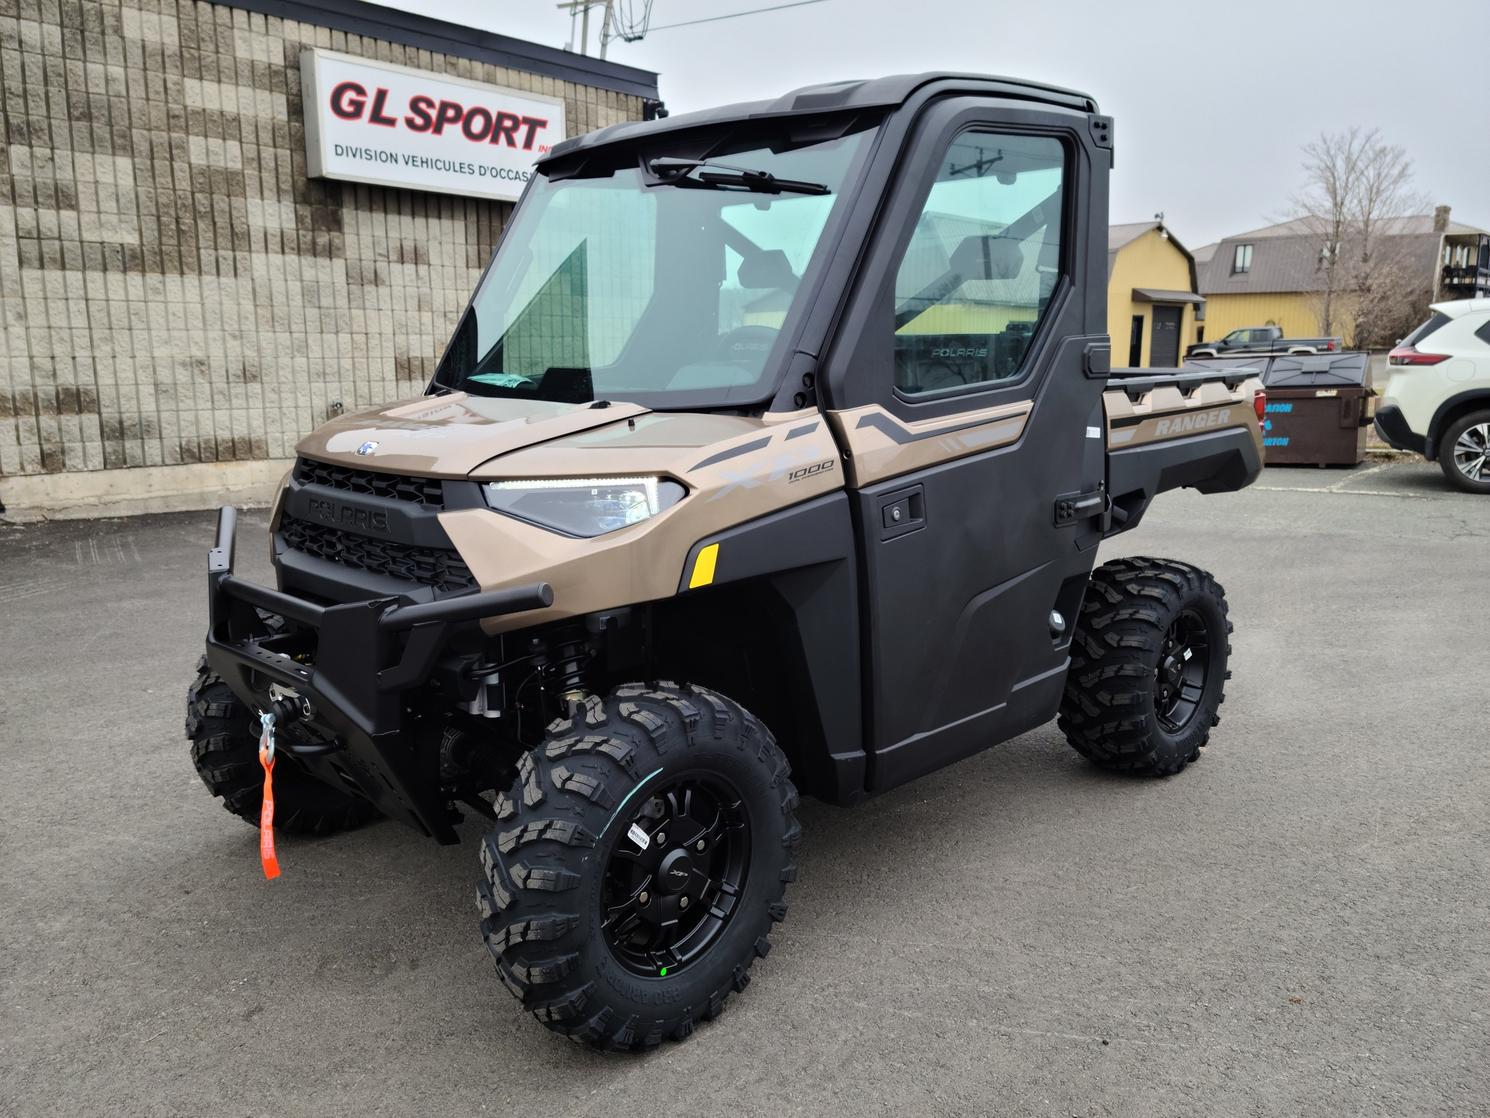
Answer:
1257;353;1374;466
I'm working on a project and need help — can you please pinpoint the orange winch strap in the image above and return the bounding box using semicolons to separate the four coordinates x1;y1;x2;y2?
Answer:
258;726;281;880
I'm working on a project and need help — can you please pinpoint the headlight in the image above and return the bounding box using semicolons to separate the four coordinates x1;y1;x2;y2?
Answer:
483;476;686;537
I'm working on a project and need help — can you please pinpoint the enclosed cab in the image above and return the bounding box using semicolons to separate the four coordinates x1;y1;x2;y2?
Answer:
189;73;1263;1050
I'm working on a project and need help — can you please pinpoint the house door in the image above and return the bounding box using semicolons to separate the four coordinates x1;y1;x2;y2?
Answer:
1150;305;1182;366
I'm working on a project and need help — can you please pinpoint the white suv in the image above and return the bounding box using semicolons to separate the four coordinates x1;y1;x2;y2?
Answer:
1375;298;1490;493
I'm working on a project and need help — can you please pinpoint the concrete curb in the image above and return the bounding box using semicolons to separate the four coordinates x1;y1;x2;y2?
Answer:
0;459;292;522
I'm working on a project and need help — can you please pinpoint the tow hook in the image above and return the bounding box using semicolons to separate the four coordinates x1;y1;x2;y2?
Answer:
268;682;313;722
257;694;307;731
256;688;339;757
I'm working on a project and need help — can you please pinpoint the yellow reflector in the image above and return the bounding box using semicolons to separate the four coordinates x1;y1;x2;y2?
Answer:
688;543;719;589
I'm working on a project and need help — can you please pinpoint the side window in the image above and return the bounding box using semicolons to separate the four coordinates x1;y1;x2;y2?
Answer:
1473;317;1490;347
892;131;1065;395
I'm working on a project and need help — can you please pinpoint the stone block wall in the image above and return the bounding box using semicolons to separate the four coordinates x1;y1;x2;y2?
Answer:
0;0;645;493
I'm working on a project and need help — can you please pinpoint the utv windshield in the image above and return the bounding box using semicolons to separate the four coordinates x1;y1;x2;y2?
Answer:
433;120;878;407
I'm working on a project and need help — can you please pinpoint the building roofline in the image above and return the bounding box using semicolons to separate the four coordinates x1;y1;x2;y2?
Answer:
1108;220;1198;293
1218;213;1490;243
1107;220;1159;253
1110;220;1196;262
222;0;661;100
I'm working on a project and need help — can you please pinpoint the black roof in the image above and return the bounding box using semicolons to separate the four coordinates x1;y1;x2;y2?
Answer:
543;72;1097;162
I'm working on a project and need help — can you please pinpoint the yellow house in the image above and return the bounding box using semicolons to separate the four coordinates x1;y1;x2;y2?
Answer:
1107;222;1203;367
1194;220;1358;345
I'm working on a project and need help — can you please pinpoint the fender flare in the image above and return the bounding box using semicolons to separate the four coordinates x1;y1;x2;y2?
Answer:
675;492;868;804
1426;388;1490;459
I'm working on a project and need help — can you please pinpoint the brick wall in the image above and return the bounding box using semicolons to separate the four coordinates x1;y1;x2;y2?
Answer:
0;0;645;484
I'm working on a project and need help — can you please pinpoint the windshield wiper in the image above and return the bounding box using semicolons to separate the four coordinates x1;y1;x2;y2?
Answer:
647;157;828;196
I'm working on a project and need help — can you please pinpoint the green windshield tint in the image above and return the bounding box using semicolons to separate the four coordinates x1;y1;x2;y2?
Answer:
436;125;875;405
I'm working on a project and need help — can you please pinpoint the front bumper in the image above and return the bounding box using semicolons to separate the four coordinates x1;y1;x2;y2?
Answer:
1372;405;1426;456
206;506;552;842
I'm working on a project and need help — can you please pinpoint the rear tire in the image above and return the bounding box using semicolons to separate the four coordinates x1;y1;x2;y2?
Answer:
1437;410;1490;494
477;682;799;1051
1058;557;1232;776
185;659;378;835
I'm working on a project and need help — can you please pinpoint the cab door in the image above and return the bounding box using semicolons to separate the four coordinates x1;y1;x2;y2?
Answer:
821;98;1110;791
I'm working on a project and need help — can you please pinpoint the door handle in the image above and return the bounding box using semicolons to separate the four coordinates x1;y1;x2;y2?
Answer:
878;483;925;540
1053;488;1107;528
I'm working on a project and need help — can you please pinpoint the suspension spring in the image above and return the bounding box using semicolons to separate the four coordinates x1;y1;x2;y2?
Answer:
543;627;592;701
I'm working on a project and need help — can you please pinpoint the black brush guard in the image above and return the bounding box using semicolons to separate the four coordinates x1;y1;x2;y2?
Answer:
205;506;553;842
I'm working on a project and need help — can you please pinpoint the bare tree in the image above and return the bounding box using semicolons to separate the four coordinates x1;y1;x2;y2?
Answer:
1291;128;1428;347
1292;128;1364;337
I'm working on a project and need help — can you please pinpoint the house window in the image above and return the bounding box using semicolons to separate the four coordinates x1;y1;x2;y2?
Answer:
1232;243;1253;275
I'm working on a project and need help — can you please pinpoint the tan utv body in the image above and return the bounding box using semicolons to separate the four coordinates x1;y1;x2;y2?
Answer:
193;72;1263;1051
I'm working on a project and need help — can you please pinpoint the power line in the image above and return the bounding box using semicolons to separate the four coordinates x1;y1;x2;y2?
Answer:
644;0;830;34
611;0;657;43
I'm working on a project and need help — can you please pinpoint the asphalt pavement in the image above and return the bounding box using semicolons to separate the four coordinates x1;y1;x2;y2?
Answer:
2;456;1487;1117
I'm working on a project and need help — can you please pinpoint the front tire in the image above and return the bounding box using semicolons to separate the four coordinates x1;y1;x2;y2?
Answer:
1058;557;1233;776
185;659;378;835
478;682;800;1051
1437;410;1490;494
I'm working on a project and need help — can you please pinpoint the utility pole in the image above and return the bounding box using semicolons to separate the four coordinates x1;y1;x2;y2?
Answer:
556;1;614;57
562;0;829;56
599;0;616;58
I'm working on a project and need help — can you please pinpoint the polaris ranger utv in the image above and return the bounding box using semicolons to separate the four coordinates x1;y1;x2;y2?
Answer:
189;73;1264;1050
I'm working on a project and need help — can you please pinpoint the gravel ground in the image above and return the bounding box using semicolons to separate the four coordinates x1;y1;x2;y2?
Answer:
2;456;1486;1117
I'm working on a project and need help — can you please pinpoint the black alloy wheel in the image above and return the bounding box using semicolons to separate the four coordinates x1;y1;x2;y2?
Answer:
1154;609;1211;733
600;774;751;978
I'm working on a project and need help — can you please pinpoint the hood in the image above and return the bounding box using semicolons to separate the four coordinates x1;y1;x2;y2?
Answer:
469;410;792;480
295;394;651;477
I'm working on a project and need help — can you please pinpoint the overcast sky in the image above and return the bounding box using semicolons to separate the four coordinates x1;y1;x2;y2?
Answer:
378;0;1489;248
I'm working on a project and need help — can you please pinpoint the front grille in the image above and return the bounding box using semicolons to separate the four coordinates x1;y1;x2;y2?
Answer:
293;457;444;507
279;514;477;593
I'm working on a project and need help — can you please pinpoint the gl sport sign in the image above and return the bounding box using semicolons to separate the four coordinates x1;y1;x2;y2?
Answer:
300;48;567;202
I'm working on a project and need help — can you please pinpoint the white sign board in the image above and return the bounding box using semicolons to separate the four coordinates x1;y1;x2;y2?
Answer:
300;49;566;202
